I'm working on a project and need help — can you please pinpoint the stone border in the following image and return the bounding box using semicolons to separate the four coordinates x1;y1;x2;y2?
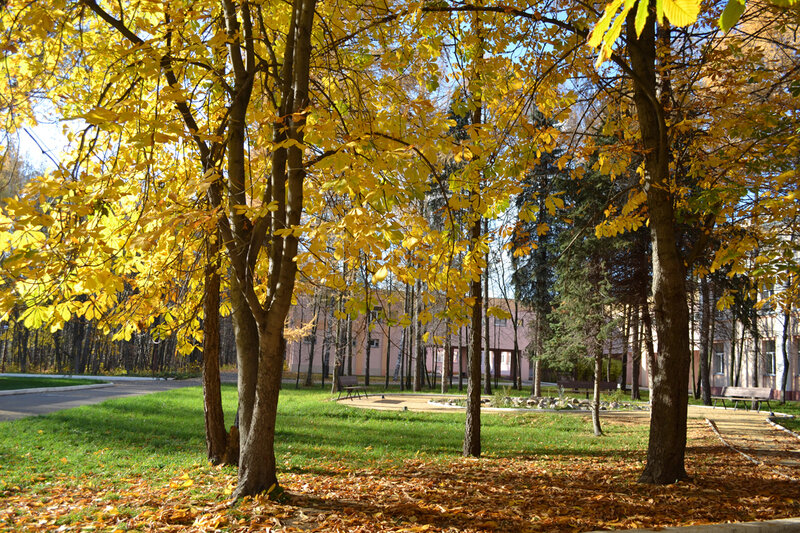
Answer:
0;383;113;396
1;373;172;381
426;399;652;414
588;517;800;532
766;416;800;442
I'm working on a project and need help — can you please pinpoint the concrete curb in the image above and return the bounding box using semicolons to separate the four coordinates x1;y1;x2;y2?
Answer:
0;383;113;396
588;517;800;532
1;373;173;381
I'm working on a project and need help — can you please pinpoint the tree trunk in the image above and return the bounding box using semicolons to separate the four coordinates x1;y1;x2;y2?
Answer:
385;320;392;390
592;346;604;436
295;305;304;389
458;326;464;391
232;0;316;498
698;277;712;405
413;280;423;392
305;293;320;387
690;281;699;399
442;318;452;393
750;320;760;388
631;303;641;400
364;273;372;387
532;358;541;397
780;305;790;403
331;290;344;394
203;232;230;465
620;304;630;392
627;13;691;484
346;310;353;375
483;244;492;395
464;213;483;458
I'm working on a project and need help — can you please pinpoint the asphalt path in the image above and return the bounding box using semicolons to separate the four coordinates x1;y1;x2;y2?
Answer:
0;378;205;422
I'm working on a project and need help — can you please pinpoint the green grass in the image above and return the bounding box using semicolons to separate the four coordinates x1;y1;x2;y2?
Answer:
0;386;648;496
774;417;800;433
0;376;105;391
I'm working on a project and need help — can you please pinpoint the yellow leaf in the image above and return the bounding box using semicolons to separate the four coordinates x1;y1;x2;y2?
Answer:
587;0;623;48
402;236;419;249
372;266;389;284
662;0;701;26
82;107;119;125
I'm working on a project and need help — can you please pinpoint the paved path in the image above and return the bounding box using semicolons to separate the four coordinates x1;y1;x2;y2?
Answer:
0;378;202;421
340;394;800;477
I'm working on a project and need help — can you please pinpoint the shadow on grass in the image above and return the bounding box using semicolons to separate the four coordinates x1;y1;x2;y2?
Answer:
1;387;649;486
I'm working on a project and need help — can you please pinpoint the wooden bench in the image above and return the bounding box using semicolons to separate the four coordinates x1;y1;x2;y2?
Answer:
337;375;368;400
557;380;618;398
712;386;773;412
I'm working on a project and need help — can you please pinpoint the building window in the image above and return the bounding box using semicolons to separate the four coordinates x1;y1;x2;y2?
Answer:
494;318;508;327
369;306;383;322
369;338;380;348
517;318;524;327
763;339;776;376
713;343;725;375
760;285;774;312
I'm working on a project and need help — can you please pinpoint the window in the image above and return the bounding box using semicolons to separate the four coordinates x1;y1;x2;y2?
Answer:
369;338;380;348
763;339;776;376
760;285;774;312
713;343;725;375
369;306;383;322
494;318;508;327
517;318;524;327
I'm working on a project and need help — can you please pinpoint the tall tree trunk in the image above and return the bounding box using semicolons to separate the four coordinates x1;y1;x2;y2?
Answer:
620;303;630;392
331;289;344;394
589;258;604;437
364;271;372;387
464;212;483;458
346;310;353;375
203;232;229;465
231;0;316;498
295;305;305;389
592;345;604;436
690;280;699;399
305;292;320;387
413;280;423;391
442;318;452;393
321;299;334;388
510;302;519;390
698;277;712;405
385;320;392;390
483;241;492;395
631;303;641;400
750;319;760;388
458;326;464;391
780;304;790;403
627;13;691;484
464;75;483;456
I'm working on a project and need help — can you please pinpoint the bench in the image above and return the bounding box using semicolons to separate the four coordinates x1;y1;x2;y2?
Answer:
712;386;773;412
337;375;368;400
557;380;618;399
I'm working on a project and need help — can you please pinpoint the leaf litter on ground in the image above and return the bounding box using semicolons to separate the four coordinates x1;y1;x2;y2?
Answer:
3;417;800;532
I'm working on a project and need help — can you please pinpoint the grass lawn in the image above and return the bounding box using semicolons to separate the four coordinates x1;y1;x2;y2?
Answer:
2;386;799;532
774;417;800;433
0;376;105;391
